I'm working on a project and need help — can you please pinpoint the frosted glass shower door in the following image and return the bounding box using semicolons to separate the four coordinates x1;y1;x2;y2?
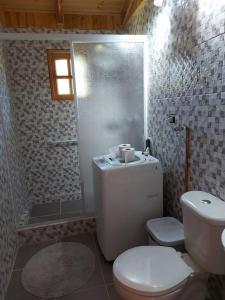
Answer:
73;41;144;213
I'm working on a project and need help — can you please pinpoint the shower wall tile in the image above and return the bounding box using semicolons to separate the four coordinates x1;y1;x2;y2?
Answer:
4;40;82;207
126;0;225;299
0;93;16;300
0;41;27;300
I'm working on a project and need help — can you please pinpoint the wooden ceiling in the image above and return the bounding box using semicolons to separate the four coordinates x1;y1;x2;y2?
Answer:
0;0;124;15
0;0;145;30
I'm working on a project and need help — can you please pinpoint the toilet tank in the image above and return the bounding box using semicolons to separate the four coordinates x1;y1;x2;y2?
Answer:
181;191;225;274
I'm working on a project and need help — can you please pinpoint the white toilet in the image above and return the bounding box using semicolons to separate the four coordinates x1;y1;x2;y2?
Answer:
113;191;225;300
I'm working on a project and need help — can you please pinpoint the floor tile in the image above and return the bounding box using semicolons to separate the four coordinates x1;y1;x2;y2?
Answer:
6;271;108;300
98;252;114;284
61;234;104;290
78;261;104;291
14;241;55;270
59;286;108;300
107;284;122;300
94;235;114;284
6;270;41;300
61;233;95;251
30;202;60;217
9;234;107;300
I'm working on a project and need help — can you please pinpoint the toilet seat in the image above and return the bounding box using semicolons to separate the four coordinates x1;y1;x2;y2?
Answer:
113;246;193;297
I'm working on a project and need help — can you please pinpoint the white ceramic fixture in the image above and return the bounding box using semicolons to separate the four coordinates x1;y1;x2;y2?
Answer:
181;191;225;274
222;229;225;251
113;191;225;300
93;151;163;261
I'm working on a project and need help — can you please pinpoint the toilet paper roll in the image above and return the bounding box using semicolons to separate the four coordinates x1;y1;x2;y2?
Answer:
121;148;135;163
119;144;131;157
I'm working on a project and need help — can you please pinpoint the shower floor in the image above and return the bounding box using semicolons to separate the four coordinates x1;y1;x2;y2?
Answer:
6;233;121;300
28;200;83;225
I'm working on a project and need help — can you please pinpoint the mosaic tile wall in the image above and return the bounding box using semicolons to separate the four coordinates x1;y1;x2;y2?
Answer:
126;0;225;299
3;39;82;208
2;27;116;213
0;41;27;300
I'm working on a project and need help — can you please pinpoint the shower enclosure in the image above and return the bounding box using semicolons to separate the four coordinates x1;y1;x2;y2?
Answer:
72;35;146;215
2;33;146;227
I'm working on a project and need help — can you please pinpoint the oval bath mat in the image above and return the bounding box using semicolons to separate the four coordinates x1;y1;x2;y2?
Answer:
21;242;95;298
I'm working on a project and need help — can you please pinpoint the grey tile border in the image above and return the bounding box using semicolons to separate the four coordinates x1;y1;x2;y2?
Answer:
28;214;61;225
60;200;83;214
30;202;60;218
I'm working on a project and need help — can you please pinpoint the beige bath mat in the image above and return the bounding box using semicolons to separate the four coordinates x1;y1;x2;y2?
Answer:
21;242;95;298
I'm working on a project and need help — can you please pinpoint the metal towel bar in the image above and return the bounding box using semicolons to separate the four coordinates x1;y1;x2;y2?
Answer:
47;139;78;147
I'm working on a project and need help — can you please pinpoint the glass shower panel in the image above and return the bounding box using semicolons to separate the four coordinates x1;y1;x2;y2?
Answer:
73;42;144;213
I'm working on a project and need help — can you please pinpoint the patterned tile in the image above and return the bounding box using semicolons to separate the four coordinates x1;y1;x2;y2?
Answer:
17;217;96;246
4;39;82;207
126;0;225;299
0;41;27;300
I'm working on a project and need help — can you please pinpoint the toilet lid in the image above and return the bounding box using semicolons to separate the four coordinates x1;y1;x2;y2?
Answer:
113;246;193;296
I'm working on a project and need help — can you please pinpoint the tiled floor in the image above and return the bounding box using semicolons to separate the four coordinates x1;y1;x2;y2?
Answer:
6;233;122;300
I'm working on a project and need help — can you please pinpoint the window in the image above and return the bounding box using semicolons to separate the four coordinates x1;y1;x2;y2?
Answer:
47;50;74;101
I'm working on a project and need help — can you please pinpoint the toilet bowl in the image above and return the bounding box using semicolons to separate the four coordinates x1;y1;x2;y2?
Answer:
113;191;225;300
113;246;207;300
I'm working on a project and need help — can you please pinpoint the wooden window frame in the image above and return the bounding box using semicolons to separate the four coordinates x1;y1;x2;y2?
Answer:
47;49;74;101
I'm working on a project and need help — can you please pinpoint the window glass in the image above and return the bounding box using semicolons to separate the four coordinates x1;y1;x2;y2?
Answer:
57;79;70;95
55;59;69;76
48;50;74;100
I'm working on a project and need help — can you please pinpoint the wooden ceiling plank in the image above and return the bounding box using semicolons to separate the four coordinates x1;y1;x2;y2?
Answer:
123;0;144;25
2;10;121;30
0;0;124;15
121;0;135;25
0;0;124;29
0;0;55;13
0;6;5;25
121;0;131;20
56;0;64;25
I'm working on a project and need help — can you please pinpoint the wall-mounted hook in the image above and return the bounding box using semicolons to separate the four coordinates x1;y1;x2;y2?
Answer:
166;114;176;124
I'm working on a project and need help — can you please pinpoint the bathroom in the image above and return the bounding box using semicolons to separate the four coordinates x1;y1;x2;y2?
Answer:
1;0;225;299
